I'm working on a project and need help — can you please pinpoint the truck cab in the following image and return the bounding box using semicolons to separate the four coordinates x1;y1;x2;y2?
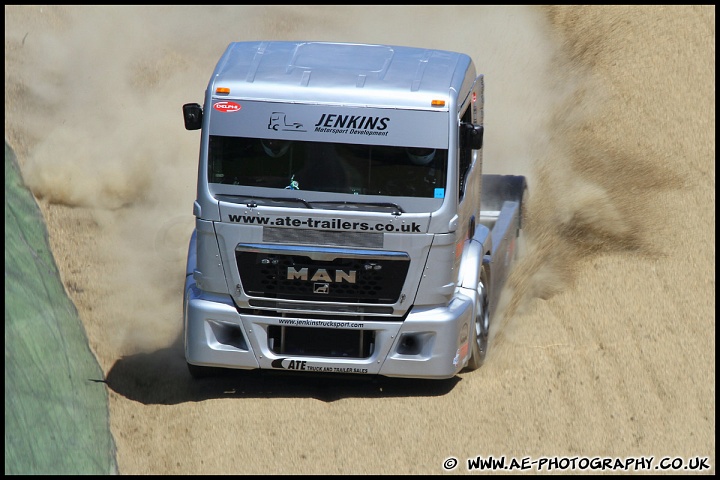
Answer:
182;41;524;379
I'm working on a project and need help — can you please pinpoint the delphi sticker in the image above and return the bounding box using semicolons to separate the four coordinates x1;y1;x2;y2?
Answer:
213;101;241;112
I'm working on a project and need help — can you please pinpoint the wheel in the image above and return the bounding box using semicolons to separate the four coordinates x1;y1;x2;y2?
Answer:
465;266;490;371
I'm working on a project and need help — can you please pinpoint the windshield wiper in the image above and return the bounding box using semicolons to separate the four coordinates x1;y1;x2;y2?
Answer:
308;201;404;215
216;194;313;209
217;196;405;215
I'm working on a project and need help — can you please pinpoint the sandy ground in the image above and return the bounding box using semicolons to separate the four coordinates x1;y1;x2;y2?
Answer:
5;5;715;475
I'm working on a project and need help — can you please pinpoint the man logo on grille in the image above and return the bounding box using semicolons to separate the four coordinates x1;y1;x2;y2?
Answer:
314;283;329;294
287;267;357;284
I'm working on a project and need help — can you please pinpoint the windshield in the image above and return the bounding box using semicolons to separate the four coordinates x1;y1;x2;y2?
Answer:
208;136;448;199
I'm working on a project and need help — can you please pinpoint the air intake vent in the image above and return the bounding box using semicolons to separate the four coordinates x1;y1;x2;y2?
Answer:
263;227;383;248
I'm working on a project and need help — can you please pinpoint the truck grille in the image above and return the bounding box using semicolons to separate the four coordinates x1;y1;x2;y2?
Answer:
235;244;409;303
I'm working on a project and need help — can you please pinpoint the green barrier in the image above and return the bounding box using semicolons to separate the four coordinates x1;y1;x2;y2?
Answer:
4;142;118;475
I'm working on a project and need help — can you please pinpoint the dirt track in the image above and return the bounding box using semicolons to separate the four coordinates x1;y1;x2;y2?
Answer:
5;5;715;474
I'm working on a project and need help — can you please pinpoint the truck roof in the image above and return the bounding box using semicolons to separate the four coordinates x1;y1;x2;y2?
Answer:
209;41;476;110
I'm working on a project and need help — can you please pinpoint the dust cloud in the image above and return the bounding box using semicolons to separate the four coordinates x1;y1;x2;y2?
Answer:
4;6;664;358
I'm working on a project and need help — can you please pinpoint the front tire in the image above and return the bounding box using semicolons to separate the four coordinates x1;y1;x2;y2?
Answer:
465;266;490;371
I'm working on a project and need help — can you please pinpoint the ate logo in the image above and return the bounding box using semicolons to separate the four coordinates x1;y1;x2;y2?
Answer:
271;358;306;370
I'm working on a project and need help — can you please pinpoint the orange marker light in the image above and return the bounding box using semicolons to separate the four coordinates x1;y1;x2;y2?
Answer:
216;87;231;94
431;99;445;107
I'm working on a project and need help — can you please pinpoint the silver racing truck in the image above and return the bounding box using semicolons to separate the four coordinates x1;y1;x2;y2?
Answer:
182;41;526;379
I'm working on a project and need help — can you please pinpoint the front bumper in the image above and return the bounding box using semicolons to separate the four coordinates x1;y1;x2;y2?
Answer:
184;281;476;379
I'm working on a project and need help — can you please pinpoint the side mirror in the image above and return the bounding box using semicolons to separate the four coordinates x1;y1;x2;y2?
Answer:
183;103;203;131
461;122;483;150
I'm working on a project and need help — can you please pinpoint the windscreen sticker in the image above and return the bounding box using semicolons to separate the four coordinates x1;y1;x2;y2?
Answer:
313;113;390;137
269;112;306;132
208;100;449;147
